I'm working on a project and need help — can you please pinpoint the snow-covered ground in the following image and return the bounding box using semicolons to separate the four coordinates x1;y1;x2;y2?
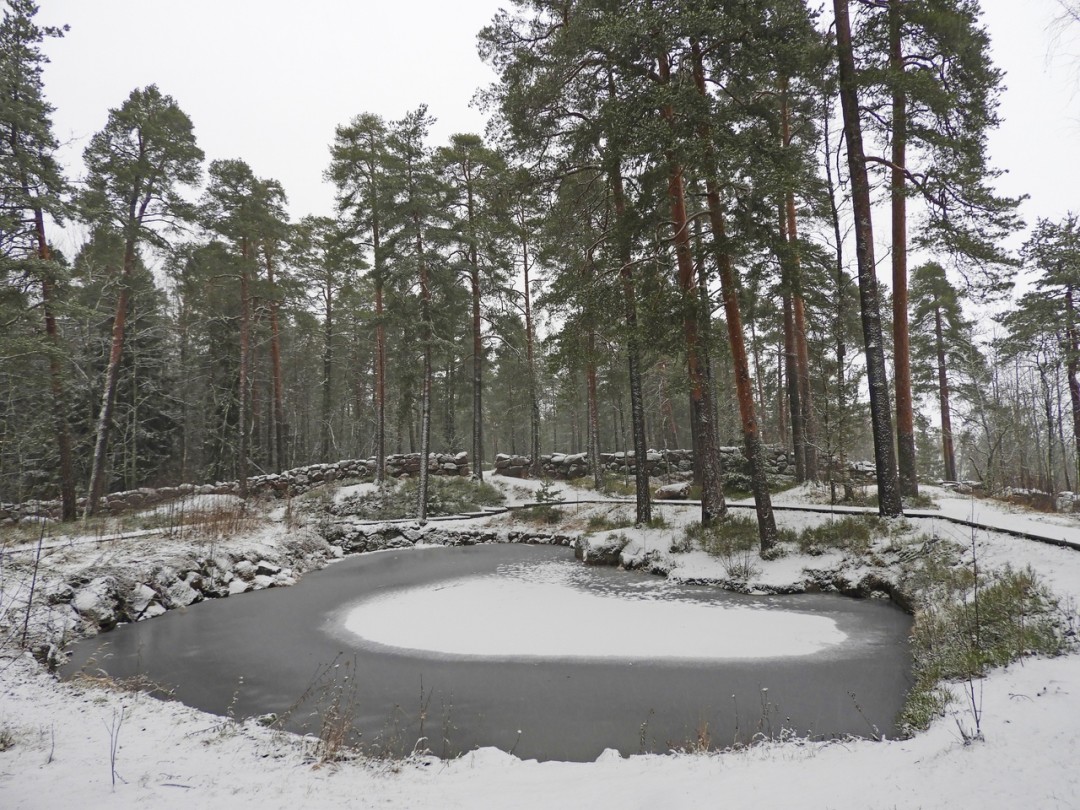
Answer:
1;479;1079;808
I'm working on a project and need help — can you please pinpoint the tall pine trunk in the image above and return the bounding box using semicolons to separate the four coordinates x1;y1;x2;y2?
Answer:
417;225;432;524
822;81;853;502
521;220;542;478
321;277;334;462
586;330;603;490
786;209;816;479
692;43;775;550
238;241;252;500
264;244;287;472
779;79;817;481
834;0;903;517
933;304;958;482
86;240;135;515
606;139;651;525
708;200;778;551
34;212;76;521
373;218;387;485
469;193;484;481
890;0;919;498
779;214;805;482
659;50;725;526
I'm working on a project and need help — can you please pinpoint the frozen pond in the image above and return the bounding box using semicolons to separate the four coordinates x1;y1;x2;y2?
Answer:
63;544;912;761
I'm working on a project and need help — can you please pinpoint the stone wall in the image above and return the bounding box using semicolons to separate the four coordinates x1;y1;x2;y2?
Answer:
494;447;886;489
321;520;574;555
494;446;796;486
0;452;470;524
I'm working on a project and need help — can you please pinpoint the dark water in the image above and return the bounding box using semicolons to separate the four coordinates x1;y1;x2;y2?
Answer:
63;544;912;762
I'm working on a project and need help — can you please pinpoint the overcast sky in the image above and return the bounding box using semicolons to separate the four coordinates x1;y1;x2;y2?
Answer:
35;0;1080;260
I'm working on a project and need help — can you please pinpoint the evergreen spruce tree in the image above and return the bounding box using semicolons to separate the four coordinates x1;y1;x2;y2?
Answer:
1017;215;1080;489
0;1;77;517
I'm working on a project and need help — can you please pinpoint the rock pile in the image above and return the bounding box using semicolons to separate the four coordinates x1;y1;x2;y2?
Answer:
36;528;334;654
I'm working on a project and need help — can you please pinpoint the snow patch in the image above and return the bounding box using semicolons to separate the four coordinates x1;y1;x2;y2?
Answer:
343;569;845;659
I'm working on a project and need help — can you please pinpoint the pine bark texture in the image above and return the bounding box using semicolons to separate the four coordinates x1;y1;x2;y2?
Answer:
933;304;958;482
320;276;334;463
692;44;775;550
608;150;651;525
834;0;904;517
890;0;919;498
417;227;432;524
34;212;77;521
264;245;287;472
469;185;484;481
522;225;542;478
1066;287;1080;490
86;245;133;515
660;51;725;526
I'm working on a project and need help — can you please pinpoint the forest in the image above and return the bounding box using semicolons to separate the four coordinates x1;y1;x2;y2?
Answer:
2;0;1078;539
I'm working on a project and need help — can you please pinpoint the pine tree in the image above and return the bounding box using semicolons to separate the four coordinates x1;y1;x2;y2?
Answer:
327;113;396;484
480;2;656;523
291;215;361;462
910;261;978;482
833;0;903;517
434;133;510;480
81;85;202;513
855;0;1023;497
386;107;448;522
200;159;282;497
0;1;76;518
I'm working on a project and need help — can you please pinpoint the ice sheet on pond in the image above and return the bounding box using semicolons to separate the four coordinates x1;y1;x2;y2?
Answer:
343;559;846;659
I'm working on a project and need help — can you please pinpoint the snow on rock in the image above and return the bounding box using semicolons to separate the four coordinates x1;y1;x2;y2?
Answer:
228;578;251;596
252;574;275;589
128;583;162;620
575;531;630;565
254;560;281;577
70;576;120;631
655;481;690;500
166;576;201;608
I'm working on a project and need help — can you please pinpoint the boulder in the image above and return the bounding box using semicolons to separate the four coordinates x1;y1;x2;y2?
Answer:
655;481;691;500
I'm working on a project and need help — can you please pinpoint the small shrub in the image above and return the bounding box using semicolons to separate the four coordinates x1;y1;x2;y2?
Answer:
519;504;564;525
534;478;564;504
688;515;761;581
333;477;505;520
646;514;669;529
900;564;1066;734
606;475;639;497
902;492;937;510
586;511;666;534
721;471;754;494
586;514;629;533
0;724;15;752
795;515;880;556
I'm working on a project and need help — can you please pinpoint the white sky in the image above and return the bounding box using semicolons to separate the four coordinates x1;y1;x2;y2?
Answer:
34;0;1080;258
